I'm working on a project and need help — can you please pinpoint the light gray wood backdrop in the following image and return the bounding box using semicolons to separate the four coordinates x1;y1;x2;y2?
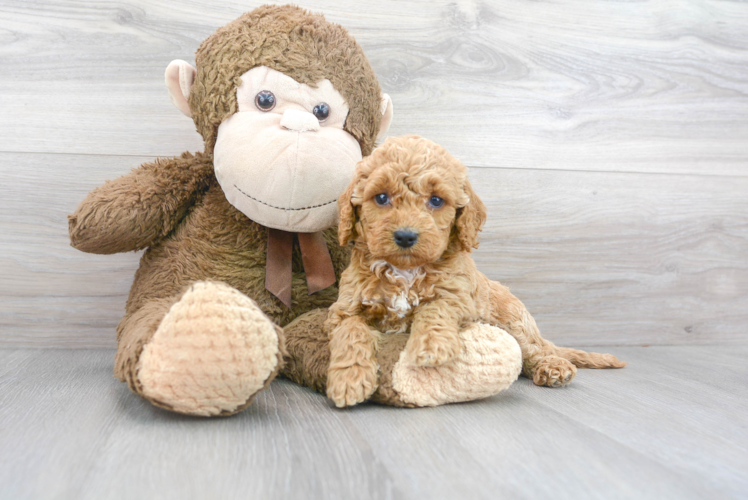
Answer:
1;0;746;347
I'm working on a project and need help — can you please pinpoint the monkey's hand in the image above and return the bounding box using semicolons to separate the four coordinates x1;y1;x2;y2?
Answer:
69;152;213;254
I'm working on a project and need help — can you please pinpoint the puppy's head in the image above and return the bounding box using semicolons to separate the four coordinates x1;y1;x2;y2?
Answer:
338;135;486;268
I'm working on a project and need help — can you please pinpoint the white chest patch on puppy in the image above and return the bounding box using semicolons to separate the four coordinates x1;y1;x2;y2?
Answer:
368;261;425;320
389;292;414;318
385;264;421;285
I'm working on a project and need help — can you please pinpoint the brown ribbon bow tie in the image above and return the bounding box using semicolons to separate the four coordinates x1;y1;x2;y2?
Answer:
265;228;337;308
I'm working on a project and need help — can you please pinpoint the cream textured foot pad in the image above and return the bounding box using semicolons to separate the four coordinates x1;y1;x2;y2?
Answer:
138;281;280;416
392;324;522;406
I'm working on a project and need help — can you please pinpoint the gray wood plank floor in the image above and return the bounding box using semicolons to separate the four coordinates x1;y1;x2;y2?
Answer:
1;346;746;500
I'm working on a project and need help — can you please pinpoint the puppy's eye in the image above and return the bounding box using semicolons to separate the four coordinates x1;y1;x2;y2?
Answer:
312;103;330;121
374;193;390;206
429;196;445;208
255;91;276;111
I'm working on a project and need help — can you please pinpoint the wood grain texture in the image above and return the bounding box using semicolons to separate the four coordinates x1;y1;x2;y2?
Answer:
1;0;747;175
2;152;747;347
1;346;746;499
473;168;748;346
1;0;747;347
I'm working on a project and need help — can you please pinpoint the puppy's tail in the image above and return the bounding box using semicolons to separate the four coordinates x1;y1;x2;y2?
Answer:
555;346;627;369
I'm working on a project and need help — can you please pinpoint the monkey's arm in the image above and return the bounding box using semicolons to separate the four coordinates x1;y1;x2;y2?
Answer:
69;152;214;254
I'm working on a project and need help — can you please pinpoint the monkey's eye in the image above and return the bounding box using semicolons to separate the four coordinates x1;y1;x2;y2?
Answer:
312;103;330;121
428;196;445;208
374;193;390;206
255;91;276;111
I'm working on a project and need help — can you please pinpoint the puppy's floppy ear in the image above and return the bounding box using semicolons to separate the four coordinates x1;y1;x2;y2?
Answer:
337;172;362;246
454;179;487;250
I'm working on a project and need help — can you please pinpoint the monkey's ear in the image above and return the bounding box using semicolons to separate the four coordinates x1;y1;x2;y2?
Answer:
376;94;394;140
165;59;197;118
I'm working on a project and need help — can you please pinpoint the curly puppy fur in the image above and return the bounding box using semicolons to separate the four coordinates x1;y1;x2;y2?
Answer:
325;135;625;406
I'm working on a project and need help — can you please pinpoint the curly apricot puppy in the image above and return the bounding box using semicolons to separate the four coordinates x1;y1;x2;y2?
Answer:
325;135;626;407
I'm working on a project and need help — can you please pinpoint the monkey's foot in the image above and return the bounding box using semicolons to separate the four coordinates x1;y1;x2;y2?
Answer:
532;355;577;388
137;281;281;416
388;324;522;406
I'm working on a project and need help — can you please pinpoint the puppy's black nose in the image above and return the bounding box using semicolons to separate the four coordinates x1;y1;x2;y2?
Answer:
393;229;419;249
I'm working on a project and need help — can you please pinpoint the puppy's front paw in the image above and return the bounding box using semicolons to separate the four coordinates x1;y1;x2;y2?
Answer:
407;333;461;367
532;356;577;387
326;363;379;408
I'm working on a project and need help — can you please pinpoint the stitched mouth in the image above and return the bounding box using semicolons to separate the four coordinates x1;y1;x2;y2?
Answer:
234;184;337;212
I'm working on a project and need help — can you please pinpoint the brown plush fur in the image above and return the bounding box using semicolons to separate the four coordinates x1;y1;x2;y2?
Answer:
69;6;384;415
189;5;383;156
325;136;625;406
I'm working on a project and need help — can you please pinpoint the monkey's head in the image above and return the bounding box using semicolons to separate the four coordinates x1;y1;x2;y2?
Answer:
165;5;393;232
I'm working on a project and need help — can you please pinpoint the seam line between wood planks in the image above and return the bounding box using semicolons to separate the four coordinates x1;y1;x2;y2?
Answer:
1;150;746;179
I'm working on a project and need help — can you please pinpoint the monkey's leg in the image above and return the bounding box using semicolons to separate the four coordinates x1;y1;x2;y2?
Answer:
374;323;522;407
487;281;625;388
279;309;331;395
115;281;284;416
282;312;521;407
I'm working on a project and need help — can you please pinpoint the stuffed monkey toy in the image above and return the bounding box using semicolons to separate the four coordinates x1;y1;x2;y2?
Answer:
69;5;524;416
